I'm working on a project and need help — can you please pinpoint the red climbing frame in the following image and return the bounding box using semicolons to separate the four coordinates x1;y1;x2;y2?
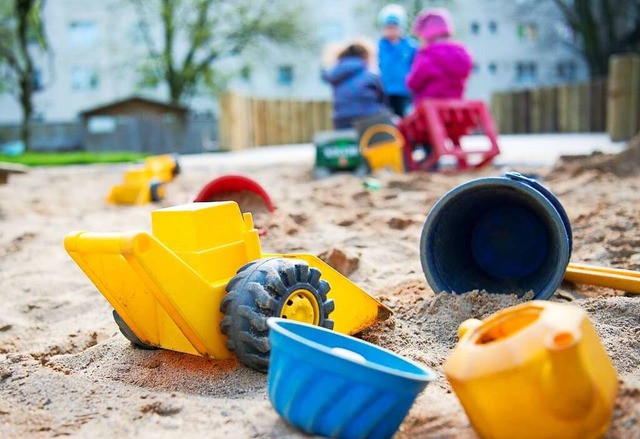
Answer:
398;100;501;172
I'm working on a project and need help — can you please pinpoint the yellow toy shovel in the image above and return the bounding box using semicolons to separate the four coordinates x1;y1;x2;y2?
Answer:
565;263;640;294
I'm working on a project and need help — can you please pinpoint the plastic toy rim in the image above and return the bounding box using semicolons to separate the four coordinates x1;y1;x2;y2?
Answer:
419;177;571;300
267;317;436;383
280;289;320;325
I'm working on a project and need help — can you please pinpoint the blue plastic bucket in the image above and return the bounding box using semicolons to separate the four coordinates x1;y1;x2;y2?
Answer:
420;172;572;300
267;318;435;439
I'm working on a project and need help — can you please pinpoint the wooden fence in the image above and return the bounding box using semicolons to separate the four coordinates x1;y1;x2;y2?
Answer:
219;93;333;150
491;80;608;135
491;54;640;141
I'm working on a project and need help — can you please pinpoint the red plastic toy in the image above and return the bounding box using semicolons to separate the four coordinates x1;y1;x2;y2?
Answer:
399;100;500;172
194;175;275;212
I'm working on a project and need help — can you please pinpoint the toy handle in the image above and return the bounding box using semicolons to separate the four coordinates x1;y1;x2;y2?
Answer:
359;124;404;152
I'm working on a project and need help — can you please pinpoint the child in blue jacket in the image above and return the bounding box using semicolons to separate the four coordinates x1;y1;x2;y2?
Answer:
378;4;417;117
322;44;386;130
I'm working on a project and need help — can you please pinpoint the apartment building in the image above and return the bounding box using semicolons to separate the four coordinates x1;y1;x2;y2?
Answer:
0;0;587;123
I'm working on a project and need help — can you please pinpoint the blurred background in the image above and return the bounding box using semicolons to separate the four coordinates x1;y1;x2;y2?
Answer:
0;0;638;155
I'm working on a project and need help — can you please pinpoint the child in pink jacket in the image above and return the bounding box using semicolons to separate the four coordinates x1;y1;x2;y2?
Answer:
406;8;473;106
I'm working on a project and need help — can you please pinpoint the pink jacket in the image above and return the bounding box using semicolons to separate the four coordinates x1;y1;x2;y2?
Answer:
406;40;473;105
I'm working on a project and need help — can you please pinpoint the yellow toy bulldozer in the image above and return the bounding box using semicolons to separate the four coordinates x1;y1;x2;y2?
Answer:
107;154;180;205
65;202;391;371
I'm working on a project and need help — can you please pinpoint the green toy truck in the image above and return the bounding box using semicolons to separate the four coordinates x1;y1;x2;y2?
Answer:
313;130;367;179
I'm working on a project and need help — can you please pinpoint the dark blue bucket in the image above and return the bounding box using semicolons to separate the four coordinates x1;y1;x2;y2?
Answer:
420;172;572;300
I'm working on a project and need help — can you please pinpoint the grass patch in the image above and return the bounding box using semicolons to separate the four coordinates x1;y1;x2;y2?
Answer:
0;151;149;167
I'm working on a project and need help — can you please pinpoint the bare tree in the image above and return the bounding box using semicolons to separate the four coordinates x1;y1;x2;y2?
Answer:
131;0;310;104
0;0;47;152
550;0;640;78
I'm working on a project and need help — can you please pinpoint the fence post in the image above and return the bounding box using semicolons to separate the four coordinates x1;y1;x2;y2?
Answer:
607;54;640;141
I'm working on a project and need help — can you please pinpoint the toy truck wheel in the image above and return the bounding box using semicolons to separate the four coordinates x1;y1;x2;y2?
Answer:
313;167;332;180
220;258;335;372
353;160;371;177
150;181;165;202
112;310;158;350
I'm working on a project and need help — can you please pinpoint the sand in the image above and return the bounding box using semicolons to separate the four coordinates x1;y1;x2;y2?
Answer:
1;147;639;438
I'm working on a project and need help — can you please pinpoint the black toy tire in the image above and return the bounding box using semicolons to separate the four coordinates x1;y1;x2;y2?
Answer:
220;258;335;372
353;160;371;177
150;181;164;202
171;155;181;177
112;310;158;350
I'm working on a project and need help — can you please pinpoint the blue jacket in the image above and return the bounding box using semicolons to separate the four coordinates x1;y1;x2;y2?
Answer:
378;37;417;96
323;57;386;122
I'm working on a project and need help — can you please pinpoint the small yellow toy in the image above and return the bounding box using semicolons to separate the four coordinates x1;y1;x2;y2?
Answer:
107;154;179;205
444;301;618;439
65;202;391;371
359;124;405;174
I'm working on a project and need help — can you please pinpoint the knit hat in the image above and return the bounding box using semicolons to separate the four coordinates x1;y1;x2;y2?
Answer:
378;4;408;29
412;8;454;41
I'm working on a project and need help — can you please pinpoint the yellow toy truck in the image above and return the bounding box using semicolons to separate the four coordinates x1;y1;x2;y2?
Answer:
107;154;180;205
65;202;391;371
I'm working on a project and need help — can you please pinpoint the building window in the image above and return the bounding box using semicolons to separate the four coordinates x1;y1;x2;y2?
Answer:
71;67;99;90
240;65;252;82
557;60;577;81
470;21;480;35
518;23;538;42
488;21;498;34
32;68;44;91
69;21;97;47
277;65;294;86
516;61;538;84
488;62;497;75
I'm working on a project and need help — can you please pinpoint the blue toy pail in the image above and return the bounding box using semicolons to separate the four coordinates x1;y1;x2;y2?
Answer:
420;172;572;300
267;318;435;439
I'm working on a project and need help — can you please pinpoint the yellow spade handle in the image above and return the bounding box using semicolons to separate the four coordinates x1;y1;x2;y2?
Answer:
359;124;404;152
565;263;640;294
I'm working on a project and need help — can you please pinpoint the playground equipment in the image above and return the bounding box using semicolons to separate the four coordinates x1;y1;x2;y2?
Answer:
267;318;434;439
64;202;391;372
107;154;180;205
420;172;572;300
399;100;500;172
565;263;640;294
193;174;275;212
445;301;618;439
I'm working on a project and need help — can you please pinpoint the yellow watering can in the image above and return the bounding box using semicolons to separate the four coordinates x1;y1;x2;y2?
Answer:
444;301;618;439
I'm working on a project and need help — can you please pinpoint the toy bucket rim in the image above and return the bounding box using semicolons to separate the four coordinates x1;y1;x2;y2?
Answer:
419;175;571;300
267;317;436;383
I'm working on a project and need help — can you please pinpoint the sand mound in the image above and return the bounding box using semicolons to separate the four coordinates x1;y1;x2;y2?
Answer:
554;133;640;178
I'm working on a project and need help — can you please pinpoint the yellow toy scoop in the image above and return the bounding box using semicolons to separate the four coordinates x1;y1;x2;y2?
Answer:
565;263;640;294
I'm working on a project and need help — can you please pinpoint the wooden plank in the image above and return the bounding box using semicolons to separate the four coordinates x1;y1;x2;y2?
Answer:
291;100;303;143
607;54;640;141
218;93;231;150
530;88;543;133
322;101;333;131
578;82;591;132
512;90;530;134
630;56;640;137
541;87;558;132
264;99;276;146
589;80;605;132
557;84;572;133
